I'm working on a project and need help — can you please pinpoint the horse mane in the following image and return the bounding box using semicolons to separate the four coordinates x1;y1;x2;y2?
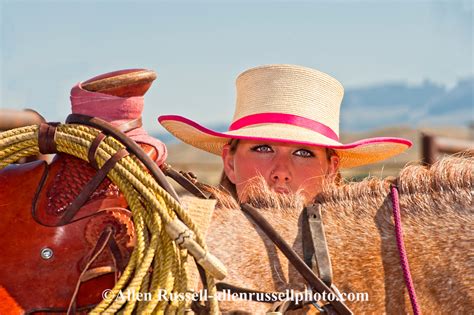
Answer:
315;151;473;207
203;176;306;213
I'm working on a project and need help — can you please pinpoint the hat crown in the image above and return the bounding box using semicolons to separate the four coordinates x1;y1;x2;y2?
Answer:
158;63;411;168
233;64;344;136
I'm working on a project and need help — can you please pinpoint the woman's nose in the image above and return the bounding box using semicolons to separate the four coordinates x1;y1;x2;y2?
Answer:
270;163;292;183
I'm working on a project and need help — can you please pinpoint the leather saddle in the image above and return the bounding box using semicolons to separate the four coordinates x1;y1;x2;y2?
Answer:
0;69;159;314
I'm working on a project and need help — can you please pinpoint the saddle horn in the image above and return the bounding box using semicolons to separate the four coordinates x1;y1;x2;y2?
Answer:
81;69;157;97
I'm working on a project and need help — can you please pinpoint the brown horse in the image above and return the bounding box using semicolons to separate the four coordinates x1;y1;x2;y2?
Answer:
200;153;473;314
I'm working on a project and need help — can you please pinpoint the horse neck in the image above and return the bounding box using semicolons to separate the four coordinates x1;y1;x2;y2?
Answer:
319;154;473;259
316;159;472;312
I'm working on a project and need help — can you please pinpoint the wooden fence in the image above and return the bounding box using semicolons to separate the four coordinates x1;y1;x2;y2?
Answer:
421;133;473;165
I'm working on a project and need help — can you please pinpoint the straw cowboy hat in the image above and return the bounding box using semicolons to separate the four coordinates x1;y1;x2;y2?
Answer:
158;64;412;168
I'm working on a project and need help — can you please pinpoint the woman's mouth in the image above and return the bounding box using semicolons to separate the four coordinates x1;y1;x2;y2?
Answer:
273;187;290;194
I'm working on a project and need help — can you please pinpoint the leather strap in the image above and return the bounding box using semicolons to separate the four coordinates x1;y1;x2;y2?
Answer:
58;149;129;225
87;117;142;170
116;117;142;133
67;227;114;314
107;233;125;282
302;204;333;286
66;114;180;202
81;266;115;282
192;263;211;314
88;133;106;170
241;203;353;315
38;122;60;154
161;163;211;199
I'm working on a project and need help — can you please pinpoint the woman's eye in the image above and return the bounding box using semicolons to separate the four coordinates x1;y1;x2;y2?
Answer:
294;149;315;158
251;145;273;153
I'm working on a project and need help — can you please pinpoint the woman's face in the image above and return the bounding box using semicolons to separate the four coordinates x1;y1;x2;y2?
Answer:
222;140;340;202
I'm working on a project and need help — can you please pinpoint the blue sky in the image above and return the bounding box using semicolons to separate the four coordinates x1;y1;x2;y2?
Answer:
1;1;472;134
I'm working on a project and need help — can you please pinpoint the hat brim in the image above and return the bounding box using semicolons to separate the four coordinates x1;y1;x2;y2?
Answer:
158;115;412;168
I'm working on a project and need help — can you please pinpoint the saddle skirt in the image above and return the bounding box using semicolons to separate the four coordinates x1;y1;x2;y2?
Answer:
0;153;141;313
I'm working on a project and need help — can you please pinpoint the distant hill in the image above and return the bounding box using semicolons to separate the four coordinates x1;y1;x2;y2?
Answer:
341;78;473;131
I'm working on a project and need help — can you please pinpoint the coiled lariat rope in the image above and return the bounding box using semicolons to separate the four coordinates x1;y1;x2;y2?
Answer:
0;123;225;314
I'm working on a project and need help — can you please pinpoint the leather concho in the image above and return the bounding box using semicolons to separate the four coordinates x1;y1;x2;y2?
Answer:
0;155;135;313
81;208;135;273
